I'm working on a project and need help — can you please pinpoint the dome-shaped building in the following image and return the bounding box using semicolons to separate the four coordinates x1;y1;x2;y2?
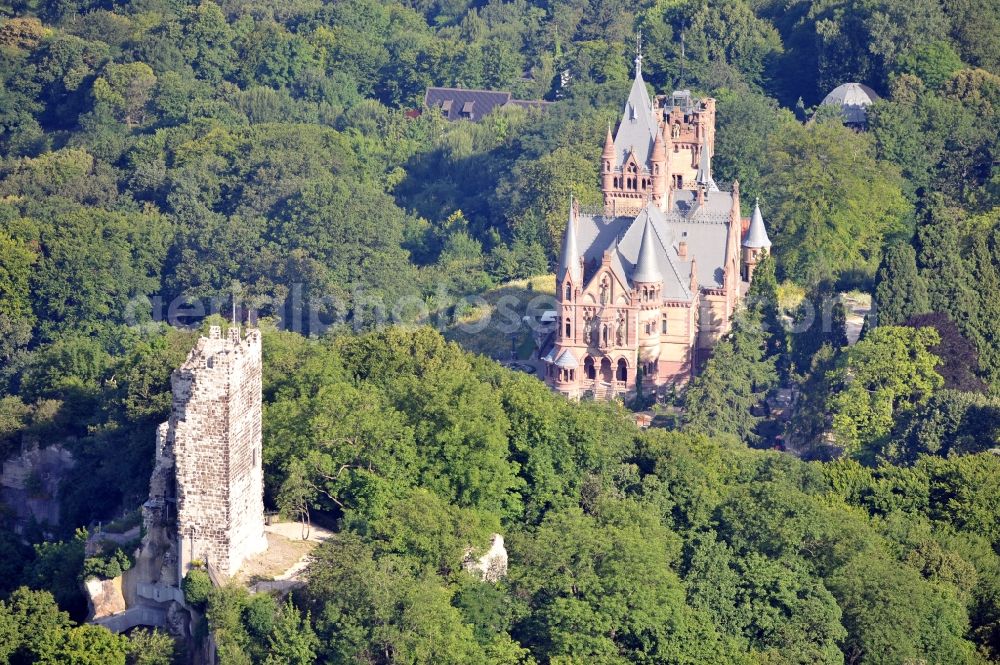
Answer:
820;82;879;127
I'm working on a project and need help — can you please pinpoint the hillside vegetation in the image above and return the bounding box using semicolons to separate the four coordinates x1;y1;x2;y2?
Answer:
0;0;998;662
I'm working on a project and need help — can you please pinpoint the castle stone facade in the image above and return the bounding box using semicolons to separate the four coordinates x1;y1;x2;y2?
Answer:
543;53;771;400
145;326;267;579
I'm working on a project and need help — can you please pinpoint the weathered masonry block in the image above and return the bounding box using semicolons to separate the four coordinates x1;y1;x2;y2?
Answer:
150;326;267;579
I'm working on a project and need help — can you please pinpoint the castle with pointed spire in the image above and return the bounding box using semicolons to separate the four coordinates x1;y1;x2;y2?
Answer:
543;51;771;399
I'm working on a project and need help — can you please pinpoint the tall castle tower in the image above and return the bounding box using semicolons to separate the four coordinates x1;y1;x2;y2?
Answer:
601;49;717;217
157;326;267;579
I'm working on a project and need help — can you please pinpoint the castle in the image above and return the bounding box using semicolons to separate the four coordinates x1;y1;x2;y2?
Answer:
143;326;267;581
542;53;771;399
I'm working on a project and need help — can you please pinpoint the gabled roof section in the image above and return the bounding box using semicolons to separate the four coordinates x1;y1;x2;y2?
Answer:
425;87;510;121
425;87;551;122
613;58;658;170
573;192;735;297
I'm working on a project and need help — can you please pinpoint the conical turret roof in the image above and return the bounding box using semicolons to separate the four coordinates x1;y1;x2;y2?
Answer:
603;123;615;159
651;125;666;162
743;199;772;249
557;199;581;284
632;214;662;283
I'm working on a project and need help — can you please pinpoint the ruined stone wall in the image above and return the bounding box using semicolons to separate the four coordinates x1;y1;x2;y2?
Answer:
167;326;266;578
221;328;266;574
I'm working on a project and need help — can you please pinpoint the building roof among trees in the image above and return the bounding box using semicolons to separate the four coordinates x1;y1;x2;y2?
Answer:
820;82;879;125
424;87;550;121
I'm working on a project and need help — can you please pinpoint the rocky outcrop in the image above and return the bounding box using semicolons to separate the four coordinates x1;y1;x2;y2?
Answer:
0;442;75;532
84;577;126;620
463;533;508;582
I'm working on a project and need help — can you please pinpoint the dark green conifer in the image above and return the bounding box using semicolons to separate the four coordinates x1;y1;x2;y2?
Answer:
873;242;929;325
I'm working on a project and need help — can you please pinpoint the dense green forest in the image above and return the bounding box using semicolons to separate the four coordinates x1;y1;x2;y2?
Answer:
0;0;999;662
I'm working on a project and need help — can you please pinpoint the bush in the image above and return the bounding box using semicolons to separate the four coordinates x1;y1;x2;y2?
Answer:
81;548;132;580
182;569;212;609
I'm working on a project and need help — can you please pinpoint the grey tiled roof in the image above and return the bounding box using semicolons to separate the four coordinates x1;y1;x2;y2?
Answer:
424;87;551;122
820;82;879;125
568;189;735;301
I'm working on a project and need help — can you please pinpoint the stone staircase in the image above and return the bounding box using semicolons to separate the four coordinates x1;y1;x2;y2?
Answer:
591;382;615;400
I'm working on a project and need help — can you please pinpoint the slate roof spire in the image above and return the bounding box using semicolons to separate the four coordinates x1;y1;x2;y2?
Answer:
632;213;662;284
614;33;658;168
558;196;581;284
743;198;772;250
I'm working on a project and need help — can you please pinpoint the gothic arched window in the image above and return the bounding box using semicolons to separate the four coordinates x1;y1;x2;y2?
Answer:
565;318;571;339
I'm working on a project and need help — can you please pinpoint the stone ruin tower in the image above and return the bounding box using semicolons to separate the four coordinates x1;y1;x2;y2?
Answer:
146;326;267;580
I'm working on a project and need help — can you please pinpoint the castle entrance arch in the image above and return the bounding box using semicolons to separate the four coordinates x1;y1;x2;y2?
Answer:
600;358;613;382
584;356;596;380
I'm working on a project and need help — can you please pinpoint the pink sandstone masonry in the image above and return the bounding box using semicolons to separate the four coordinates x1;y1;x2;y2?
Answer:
158;326;267;578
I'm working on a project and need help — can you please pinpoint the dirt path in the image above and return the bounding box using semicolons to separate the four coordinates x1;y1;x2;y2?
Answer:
234;521;334;590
